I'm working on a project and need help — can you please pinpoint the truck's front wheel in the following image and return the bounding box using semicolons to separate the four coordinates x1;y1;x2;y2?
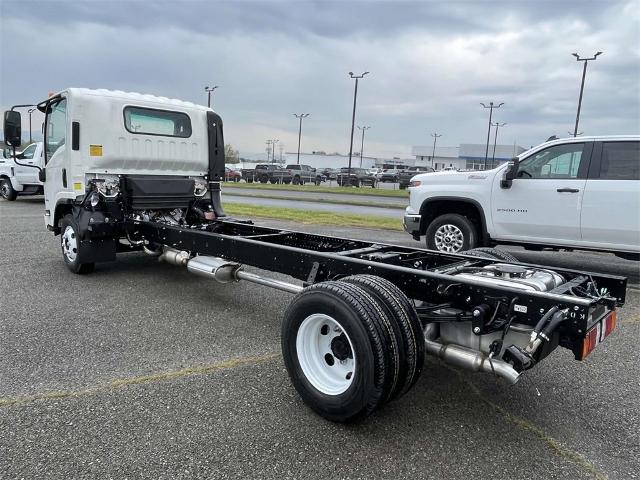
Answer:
60;214;95;274
0;179;17;201
425;213;477;253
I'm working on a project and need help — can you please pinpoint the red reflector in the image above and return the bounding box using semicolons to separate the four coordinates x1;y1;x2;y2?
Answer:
580;311;617;360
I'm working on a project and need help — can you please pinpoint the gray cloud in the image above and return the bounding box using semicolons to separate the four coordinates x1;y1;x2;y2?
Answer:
1;0;638;157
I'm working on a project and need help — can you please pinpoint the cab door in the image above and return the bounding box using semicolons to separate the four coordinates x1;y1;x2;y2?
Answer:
581;141;640;251
14;143;42;185
43;98;71;214
491;142;592;244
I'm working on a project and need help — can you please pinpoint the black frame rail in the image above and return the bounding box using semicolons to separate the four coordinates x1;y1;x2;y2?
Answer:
130;218;626;340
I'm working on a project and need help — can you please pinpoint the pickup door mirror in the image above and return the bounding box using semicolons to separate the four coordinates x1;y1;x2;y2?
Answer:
3;110;22;148
500;157;520;189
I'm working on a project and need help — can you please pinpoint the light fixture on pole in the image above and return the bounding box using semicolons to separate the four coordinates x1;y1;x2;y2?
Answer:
294;113;309;165
205;85;219;108
480;102;504;170
27;108;36;144
430;133;442;168
347;71;369;180
490;122;507;166
571;51;602;137
357;126;371;167
568;131;583;136
271;139;279;164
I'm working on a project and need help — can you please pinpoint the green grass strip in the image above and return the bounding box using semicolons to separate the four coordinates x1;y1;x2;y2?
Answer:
223;181;408;198
224;202;403;231
225;191;403;209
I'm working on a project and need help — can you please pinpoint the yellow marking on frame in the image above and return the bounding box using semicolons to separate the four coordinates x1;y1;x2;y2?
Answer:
89;145;103;156
73;182;83;191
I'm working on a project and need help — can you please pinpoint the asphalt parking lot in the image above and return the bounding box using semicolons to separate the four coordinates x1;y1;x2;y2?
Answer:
1;197;639;479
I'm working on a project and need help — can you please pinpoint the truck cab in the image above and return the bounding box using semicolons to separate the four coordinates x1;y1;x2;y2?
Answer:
404;136;640;259
0;141;44;200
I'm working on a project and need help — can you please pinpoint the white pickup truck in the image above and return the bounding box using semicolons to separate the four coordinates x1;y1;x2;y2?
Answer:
404;136;640;260
0;141;44;200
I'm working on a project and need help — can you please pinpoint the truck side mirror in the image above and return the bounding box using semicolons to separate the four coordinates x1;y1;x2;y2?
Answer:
3;110;22;147
500;157;519;189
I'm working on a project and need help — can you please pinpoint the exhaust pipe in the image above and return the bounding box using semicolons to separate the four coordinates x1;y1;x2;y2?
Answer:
423;324;521;385
187;255;303;294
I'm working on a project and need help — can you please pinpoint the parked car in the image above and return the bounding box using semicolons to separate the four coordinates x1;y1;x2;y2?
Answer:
285;164;323;185
380;168;402;183
404;136;640;259
225;167;241;182
335;167;378;187
398;166;435;189
241;164;293;184
0;142;44;201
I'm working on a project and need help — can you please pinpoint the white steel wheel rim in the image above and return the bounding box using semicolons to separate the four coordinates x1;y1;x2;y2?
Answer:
296;314;356;396
62;225;78;262
434;224;464;252
0;182;9;198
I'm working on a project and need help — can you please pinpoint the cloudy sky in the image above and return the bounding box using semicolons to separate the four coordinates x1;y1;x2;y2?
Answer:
1;0;639;157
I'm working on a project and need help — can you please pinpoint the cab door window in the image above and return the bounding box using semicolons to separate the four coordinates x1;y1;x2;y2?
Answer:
517;143;584;179
45;99;67;163
20;143;37;159
599;142;640;180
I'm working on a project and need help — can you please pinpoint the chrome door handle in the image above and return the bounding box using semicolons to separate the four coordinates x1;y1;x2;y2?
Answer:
557;187;580;193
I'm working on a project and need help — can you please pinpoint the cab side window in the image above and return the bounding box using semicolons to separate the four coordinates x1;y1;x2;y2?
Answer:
45;99;67;163
600;142;640;180
517;143;584;179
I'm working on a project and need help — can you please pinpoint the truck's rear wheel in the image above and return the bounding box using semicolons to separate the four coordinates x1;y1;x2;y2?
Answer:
342;275;424;399
426;213;477;253
260;175;269;183
292;176;301;185
60;214;95;274
282;281;400;423
0;179;17;201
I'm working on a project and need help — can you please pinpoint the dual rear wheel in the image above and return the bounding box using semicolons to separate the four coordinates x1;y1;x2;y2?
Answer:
281;275;424;423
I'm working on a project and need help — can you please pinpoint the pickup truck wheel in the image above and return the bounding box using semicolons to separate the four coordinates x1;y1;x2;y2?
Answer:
260;175;269;183
426;214;477;253
246;178;253;183
60;214;95;274
282;281;399;423
292;176;301;185
342;275;424;400
353;179;361;188
0;179;17;201
466;247;519;263
315;177;322;186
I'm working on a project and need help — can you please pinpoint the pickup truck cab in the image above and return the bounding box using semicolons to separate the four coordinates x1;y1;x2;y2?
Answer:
241;164;293;184
285;164;323;185
404;136;640;259
0;141;44;200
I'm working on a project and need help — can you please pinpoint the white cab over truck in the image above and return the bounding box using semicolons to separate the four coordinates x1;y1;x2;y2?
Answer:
0;141;44;200
3;90;628;423
404;136;640;260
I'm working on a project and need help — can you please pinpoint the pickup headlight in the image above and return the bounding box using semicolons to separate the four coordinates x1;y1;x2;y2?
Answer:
409;180;422;188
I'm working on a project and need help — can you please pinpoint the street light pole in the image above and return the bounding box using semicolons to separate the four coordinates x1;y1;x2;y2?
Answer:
490;122;507;166
293;113;309;165
272;139;279;164
27;108;36;144
571;51;602;137
266;140;272;162
430;133;442;168
347;71;369;180
357;126;371;167
205;85;219;108
481;102;504;170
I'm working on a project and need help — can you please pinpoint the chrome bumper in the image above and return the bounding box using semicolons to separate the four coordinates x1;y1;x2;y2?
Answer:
403;214;422;239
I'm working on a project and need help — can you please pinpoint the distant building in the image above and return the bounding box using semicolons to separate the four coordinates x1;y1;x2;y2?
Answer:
412;143;526;170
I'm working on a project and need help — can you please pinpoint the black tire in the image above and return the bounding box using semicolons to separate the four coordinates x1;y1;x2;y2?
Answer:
0;178;18;201
292;176;301;185
282;281;400;423
342;275;424;399
371;180;377;188
60;214;95;274
353;179;361;188
315;177;322;186
247;178;254;183
425;213;477;253
260;175;269;184
465;247;519;263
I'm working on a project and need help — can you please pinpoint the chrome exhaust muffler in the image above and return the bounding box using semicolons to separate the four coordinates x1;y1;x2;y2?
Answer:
424;323;521;384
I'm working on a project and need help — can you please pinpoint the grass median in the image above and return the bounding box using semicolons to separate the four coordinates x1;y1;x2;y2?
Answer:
223;181;408;198
224;202;403;231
